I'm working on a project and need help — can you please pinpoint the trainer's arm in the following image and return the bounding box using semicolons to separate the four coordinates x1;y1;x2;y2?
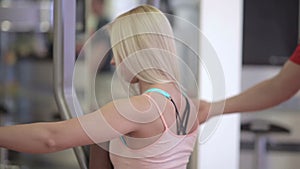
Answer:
197;61;300;124
222;61;300;114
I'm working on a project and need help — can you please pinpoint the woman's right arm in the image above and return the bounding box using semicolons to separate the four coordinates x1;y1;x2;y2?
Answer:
0;118;93;154
0;100;139;154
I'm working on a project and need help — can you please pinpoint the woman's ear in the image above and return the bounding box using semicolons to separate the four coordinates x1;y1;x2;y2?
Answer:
130;76;139;84
110;57;116;66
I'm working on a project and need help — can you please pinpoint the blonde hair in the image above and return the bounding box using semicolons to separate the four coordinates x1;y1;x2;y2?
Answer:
108;5;180;88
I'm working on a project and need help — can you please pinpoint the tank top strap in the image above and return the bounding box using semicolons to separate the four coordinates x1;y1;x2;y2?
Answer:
143;88;191;135
143;93;169;129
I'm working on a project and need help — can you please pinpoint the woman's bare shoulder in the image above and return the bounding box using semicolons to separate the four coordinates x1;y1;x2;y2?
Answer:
106;95;151;112
101;95;160;124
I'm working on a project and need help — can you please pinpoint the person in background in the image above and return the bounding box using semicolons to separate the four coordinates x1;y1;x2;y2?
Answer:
199;45;300;122
91;0;112;72
91;0;109;31
76;0;112;71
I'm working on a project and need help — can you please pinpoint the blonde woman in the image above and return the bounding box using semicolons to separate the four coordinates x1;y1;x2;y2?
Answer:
0;5;205;169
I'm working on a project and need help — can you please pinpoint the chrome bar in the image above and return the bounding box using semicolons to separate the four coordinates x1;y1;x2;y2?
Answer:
53;1;87;169
254;135;267;169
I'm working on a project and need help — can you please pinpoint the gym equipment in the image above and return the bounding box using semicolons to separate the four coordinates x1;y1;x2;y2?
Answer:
242;119;290;169
53;1;87;169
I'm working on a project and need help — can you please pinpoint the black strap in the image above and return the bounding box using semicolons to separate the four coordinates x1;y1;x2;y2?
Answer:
144;88;190;135
170;96;190;135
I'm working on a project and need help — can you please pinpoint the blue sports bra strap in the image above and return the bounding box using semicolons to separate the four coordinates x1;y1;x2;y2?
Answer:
144;88;171;99
120;136;128;146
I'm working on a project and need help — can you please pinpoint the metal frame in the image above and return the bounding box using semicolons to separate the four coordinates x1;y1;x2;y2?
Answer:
53;1;87;169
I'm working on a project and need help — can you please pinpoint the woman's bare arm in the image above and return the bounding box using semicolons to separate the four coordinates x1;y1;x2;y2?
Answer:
0;119;91;154
0;100;139;154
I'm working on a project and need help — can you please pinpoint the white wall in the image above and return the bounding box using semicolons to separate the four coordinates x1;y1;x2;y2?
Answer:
198;0;243;168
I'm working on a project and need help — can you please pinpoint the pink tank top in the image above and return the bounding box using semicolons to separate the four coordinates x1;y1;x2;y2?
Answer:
109;93;198;169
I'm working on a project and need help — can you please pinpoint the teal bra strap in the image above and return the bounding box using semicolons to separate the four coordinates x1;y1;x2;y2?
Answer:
144;88;171;99
120;136;127;146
